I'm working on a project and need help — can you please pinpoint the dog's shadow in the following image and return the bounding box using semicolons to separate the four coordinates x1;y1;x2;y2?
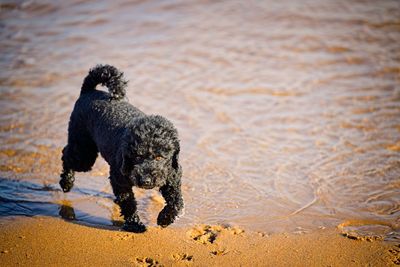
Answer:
0;177;124;231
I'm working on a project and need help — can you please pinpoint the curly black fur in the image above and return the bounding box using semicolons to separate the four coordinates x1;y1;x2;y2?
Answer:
60;64;184;232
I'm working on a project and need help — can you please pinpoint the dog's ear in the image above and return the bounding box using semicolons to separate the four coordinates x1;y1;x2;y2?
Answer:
172;141;180;171
120;152;131;176
119;129;135;176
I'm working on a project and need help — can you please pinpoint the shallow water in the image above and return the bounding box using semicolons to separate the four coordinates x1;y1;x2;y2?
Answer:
0;0;399;239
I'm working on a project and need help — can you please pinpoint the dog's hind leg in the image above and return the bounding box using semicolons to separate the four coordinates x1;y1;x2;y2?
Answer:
110;175;146;233
60;134;98;192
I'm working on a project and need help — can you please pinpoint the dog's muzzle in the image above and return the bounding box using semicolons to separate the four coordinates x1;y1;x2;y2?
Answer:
136;175;156;189
132;161;163;189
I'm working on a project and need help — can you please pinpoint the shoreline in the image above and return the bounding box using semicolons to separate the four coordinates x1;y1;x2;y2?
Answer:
0;216;398;266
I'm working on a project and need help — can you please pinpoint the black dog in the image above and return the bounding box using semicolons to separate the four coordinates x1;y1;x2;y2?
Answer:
59;64;183;233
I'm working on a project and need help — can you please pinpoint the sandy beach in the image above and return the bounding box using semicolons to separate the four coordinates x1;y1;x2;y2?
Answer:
1;0;399;266
0;216;398;266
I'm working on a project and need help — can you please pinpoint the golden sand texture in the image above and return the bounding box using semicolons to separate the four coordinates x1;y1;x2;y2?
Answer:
0;216;398;266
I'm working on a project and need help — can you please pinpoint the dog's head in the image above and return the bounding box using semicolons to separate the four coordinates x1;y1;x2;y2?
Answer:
119;115;180;189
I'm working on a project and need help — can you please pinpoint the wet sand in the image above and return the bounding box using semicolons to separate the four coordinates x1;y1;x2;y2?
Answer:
1;0;399;237
0;216;398;266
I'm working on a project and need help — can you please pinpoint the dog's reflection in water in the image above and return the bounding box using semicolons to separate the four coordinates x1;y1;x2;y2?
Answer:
57;201;124;227
58;202;76;221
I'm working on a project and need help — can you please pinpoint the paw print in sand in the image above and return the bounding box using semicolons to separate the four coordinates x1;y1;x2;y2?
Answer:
211;248;228;256
187;225;220;244
187;224;244;244
135;257;163;267
172;253;193;262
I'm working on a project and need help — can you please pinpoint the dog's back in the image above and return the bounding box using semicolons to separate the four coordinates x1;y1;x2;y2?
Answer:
66;65;143;166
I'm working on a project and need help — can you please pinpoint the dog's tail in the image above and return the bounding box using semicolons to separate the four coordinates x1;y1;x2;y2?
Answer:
80;64;128;100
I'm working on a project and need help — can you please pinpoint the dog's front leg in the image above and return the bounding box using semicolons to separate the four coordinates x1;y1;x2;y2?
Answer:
114;191;146;233
157;179;184;227
110;177;146;233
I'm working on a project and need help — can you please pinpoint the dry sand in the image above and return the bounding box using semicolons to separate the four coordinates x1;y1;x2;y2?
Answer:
0;216;398;266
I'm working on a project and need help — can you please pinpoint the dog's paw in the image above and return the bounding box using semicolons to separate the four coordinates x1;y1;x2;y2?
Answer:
123;222;147;233
60;170;75;192
59;177;74;192
123;215;147;233
157;206;178;227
